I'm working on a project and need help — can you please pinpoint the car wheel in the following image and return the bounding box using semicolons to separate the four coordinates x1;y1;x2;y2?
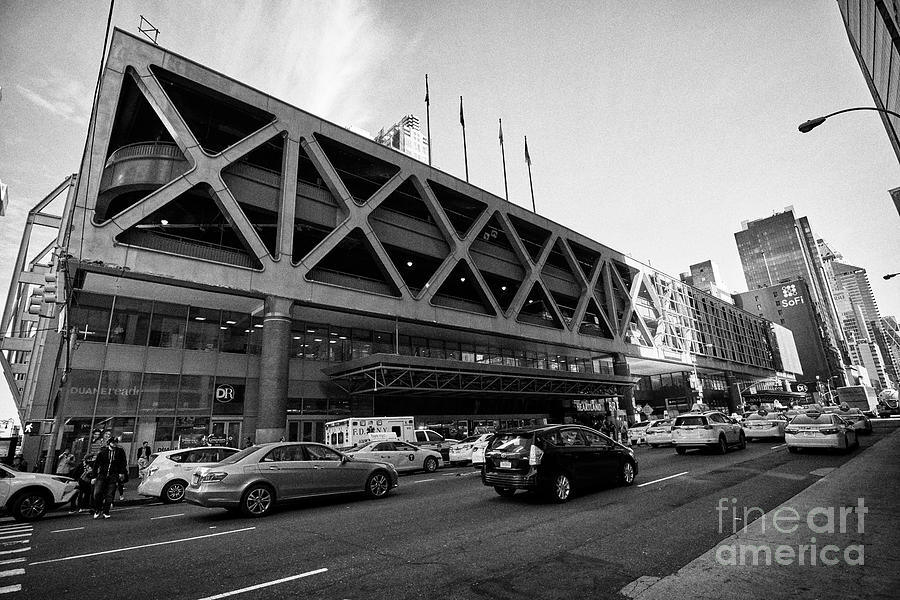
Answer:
619;460;636;486
494;487;516;497
423;457;439;473
675;447;687;455
717;436;728;455
161;480;187;503
548;472;573;503
366;470;391;499
738;432;746;450
11;491;50;522
240;484;274;517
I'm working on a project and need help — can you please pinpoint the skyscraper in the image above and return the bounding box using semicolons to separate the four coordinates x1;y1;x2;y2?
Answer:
735;208;847;386
374;115;429;163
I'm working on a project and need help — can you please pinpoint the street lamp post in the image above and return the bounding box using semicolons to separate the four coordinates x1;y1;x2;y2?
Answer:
798;106;900;133
884;273;899;280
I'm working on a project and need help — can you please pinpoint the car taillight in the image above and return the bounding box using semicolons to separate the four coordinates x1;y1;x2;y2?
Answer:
529;444;543;466
819;428;839;435
200;471;228;482
784;428;799;434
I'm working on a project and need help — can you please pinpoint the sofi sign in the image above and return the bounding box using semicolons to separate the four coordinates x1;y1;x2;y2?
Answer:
780;284;804;308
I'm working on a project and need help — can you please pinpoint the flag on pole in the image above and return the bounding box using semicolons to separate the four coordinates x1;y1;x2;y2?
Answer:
459;96;465;128
499;119;504;144
525;137;532;166
425;74;430;106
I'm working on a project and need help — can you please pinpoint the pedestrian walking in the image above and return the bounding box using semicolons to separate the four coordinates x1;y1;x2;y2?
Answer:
12;455;27;472
92;437;128;520
137;441;152;481
69;456;95;513
56;449;75;476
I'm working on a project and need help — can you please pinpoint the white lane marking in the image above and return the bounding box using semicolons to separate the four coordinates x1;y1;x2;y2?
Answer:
0;549;29;556
771;443;787;450
150;513;185;520
29;528;256;565
637;471;689;488
0;528;30;534
0;570;24;578
51;527;85;534
0;560;24;566
0;534;31;540
413;479;436;484
196;568;328;600
0;584;22;594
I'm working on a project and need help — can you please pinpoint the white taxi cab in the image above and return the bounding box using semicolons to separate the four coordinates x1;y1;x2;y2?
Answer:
138;446;239;503
671;410;745;455
743;410;788;441
785;411;859;453
644;419;673;447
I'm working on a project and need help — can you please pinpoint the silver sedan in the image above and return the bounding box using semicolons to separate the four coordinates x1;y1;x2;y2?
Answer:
185;442;399;517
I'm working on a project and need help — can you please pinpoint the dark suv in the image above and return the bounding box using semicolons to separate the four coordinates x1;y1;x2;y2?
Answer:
481;424;637;502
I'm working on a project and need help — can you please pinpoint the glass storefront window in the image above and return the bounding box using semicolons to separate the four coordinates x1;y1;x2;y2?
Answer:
305;325;327;361
329;327;350;362
327;397;350;416
373;331;393;355
212;377;245;415
89;417;136;458
108;296;151;346
220;312;250;354
148;302;187;348
174;416;210;448
70;293;112;343
351;329;372;360
94;371;142;415
303;398;327;414
290;322;306;358
461;344;475;362
248;317;264;355
60;370;101;415
152;417;176;452
185;307;221;351
178;375;213;415
59;418;94;462
445;341;461;361
139;373;179;413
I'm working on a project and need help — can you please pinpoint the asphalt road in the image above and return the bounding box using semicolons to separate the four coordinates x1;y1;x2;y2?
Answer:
6;434;883;599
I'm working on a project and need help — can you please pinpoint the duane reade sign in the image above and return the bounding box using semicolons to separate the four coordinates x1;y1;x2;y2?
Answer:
215;384;236;403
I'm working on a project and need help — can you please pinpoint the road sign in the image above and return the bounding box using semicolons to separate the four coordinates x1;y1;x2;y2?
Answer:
23;420;53;436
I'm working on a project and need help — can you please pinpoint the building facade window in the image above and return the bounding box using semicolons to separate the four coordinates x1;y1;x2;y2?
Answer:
149;302;187;349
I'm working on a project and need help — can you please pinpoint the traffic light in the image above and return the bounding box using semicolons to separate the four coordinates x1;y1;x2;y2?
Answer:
23;420;42;436
27;288;44;315
43;273;57;304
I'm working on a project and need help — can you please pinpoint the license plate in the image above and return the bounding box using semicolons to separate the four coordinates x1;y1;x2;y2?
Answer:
500;460;512;469
801;431;816;436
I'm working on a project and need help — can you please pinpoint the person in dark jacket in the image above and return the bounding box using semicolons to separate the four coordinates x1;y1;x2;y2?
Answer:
92;437;128;519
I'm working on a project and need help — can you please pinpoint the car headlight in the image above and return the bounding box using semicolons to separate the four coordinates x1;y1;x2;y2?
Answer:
200;471;228;482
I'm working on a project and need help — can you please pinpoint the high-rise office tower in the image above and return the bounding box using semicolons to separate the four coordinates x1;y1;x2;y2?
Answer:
374;115;429;163
735;208;847;386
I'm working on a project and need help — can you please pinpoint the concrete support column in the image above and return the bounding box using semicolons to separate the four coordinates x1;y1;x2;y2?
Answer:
724;371;741;415
254;296;292;444
613;354;636;424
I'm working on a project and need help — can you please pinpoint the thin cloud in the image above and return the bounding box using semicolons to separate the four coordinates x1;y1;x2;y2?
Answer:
15;72;92;127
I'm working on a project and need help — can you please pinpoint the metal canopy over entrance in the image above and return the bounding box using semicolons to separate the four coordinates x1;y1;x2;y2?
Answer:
323;354;635;399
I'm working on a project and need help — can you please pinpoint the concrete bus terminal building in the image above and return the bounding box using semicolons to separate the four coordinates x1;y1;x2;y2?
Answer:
2;31;798;469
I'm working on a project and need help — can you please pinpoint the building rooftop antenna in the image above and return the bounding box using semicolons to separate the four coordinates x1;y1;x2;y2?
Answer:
138;15;160;45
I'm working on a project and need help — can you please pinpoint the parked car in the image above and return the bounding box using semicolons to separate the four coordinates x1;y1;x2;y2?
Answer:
482;424;637;503
627;421;651;446
470;434;495;470
671;410;746;455
785;411;858;453
185;442;398;517
0;463;77;522
347;440;442;473
448;434;493;466
412;429;459;461
743;410;789;441
823;405;873;435
644;419;673;447
138;446;240;503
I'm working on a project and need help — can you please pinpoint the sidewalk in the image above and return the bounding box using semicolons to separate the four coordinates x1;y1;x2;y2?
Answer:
621;427;900;600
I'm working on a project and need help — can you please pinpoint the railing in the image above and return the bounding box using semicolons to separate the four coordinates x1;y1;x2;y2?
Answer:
104;142;185;167
118;228;258;269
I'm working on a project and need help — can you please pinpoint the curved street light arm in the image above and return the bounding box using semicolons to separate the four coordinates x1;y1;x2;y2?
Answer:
799;106;900;133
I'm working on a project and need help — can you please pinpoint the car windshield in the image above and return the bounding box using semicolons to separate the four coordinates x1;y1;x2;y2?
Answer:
458;435;480;444
674;416;706;426
353;442;380;452
489;433;533;453
790;414;833;425
217;446;261;464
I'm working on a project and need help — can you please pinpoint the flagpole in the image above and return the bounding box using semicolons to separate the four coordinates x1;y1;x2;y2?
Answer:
499;118;508;202
525;135;536;213
425;74;432;166
460;96;469;182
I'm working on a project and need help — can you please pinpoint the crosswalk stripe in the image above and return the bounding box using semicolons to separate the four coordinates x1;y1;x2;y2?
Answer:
0;534;31;540
0;548;29;556
0;570;24;578
0;585;22;594
0;560;24;566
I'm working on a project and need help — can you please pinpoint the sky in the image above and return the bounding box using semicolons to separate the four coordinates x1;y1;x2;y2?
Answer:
1;0;899;424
